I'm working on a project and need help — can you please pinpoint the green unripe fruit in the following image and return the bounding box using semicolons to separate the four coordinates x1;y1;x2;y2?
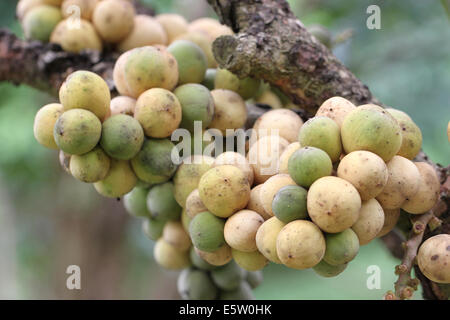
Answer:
59;70;111;121
69;147;110;183
272;185;308;223
211;260;246;290
323;229;360;266
298;116;342;162
202;68;217;90
167;40;207;85
131;139;177;184
177;268;218;300
23;5;62;42
34;103;63;149
341;104;402;162
313;260;348;277
190;247;216;271
189;211;225;252
146;182;181;222
232;249;268;271
214;69;261;100
174;84;214;132
54;109;101;155
100;114;144;160
93;159;137;198
288;147;332;187
123;187;150;218
386;108;422;160
220;282;254;300
142;218;165;241
246;270;263;289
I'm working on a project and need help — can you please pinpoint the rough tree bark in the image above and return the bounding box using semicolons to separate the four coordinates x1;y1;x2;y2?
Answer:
0;0;448;300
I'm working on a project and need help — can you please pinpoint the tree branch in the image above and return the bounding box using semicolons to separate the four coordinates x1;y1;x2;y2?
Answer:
0;28;118;96
0;1;154;96
208;0;378;115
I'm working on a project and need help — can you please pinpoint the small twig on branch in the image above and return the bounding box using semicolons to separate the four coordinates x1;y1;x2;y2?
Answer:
392;211;433;299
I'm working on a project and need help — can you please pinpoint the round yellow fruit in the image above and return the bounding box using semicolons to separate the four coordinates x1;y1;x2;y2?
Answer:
307;176;362;233
252;109;303;144
156;13;188;44
163;221;191;252
33;103;63;149
113;51;133;97
337;151;388;201
154;238;190;270
351;199;385;245
224;210;264;252
246;185;271;220
109;96;136;117
417;234;450;284
386;108;422;160
93;159;137;198
50;19;102;53
185;189;208;219
117;15;168;52
402;162;440;214
341;104;402;162
198;165;250;218
59;70;110;120
247;135;289;184
189;17;233;40
92;0;135;43
376;156;421;209
255;216;285;264
61;0;99;20
134;88;182;138
209;89;247;136
123;46;179;98
213;151;254;186
276;220;325;269
316;96;356;128
195;245;232;267
70;147;110;183
173;155;214;207
232;249;268;271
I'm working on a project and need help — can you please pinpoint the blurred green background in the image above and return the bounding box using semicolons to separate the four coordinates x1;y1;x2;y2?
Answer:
0;0;448;299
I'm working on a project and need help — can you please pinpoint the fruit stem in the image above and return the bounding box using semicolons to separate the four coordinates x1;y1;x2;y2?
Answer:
393;211;434;299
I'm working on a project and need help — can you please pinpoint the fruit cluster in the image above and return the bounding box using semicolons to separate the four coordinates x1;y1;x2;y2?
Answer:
32;9;269;296
17;0;231;58
177;99;442;282
32;13;447;298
